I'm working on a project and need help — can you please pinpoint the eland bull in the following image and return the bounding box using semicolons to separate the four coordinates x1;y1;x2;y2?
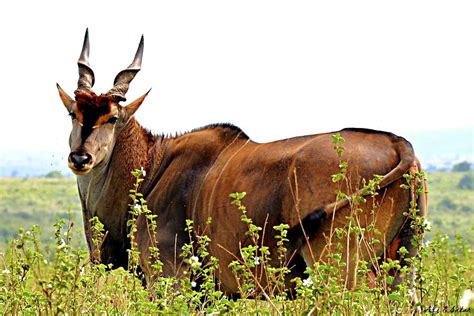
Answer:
57;30;427;294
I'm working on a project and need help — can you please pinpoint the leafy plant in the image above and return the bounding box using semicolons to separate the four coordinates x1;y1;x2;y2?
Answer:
0;139;473;313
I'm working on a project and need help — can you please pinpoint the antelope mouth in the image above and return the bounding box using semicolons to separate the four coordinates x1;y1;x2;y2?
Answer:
68;162;94;176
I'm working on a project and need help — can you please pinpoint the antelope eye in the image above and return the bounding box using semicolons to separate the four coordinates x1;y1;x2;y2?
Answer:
69;112;77;120
107;116;119;124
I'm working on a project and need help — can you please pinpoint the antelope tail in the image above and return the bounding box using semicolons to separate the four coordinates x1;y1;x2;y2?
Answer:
288;137;418;243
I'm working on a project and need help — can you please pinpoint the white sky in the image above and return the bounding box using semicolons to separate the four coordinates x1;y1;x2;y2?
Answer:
0;1;473;154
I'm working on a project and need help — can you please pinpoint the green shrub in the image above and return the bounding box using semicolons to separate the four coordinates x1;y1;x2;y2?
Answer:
44;170;64;179
458;173;474;190
452;161;471;172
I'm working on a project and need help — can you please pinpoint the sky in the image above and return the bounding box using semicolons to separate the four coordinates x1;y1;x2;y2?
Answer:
0;1;473;156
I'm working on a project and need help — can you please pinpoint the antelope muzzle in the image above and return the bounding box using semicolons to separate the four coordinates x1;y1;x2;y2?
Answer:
68;151;94;175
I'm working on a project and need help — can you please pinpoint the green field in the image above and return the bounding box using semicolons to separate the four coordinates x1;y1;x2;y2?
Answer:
0;172;473;314
424;172;474;243
0;178;84;250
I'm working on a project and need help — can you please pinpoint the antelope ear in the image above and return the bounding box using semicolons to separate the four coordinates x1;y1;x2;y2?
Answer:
57;83;74;111
124;89;151;117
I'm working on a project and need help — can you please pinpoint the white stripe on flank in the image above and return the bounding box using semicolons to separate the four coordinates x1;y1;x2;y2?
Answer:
190;132;248;222
206;138;251;219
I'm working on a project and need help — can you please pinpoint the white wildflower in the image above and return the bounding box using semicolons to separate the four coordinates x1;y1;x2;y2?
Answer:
58;239;67;249
140;167;146;177
459;289;474;309
423;219;432;231
302;278;313;287
191;281;197;288
1;269;10;275
133;204;142;212
253;256;260;266
189;256;201;269
80;267;85;276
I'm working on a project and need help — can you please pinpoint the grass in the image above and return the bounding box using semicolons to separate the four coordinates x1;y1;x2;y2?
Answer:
0;171;473;314
425;172;474;244
0;178;83;250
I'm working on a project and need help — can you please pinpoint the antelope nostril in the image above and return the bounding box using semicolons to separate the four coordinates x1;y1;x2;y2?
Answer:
69;152;92;169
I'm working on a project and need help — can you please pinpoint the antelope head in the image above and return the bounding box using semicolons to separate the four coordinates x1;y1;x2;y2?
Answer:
57;29;149;175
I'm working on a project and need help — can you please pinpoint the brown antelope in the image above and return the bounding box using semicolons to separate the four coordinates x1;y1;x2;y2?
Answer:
57;29;427;294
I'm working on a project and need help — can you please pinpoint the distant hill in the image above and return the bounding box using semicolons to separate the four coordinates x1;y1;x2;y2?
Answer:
0;128;472;177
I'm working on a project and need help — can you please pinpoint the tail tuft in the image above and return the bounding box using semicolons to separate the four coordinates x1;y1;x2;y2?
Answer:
288;208;327;244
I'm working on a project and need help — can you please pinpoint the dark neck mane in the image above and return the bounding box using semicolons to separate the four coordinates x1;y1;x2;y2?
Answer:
112;117;157;177
158;122;250;140
112;120;249;183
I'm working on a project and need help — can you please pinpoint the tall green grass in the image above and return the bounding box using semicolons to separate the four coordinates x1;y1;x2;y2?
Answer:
0;134;472;313
1;169;472;314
